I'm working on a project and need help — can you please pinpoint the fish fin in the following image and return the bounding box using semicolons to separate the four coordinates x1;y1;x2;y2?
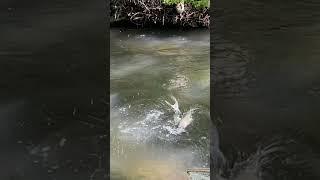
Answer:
170;96;179;110
165;100;174;108
166;96;181;111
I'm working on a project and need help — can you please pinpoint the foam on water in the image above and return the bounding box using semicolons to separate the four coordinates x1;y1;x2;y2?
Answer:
117;107;189;143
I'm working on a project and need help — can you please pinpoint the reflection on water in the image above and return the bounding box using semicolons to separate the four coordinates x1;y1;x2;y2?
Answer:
110;29;210;179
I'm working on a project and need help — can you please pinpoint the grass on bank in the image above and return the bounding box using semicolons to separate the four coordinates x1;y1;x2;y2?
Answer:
162;0;209;9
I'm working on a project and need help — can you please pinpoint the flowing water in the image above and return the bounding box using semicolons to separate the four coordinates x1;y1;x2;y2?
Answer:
0;1;106;179
110;29;210;179
212;0;320;179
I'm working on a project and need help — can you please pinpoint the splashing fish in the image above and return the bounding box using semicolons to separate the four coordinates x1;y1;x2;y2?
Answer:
165;95;197;130
178;108;197;129
165;95;182;125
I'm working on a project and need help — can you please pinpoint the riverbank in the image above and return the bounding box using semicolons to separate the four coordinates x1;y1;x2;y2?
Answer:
110;0;209;28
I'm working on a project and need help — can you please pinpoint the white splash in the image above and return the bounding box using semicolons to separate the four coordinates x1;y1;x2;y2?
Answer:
178;108;197;129
118;110;164;143
165;95;181;125
164;95;197;134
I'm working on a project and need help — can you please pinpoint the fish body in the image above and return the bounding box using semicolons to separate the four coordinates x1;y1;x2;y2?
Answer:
178;108;196;129
165;96;197;130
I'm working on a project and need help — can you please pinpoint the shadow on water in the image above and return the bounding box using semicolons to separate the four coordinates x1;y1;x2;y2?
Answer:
212;0;320;179
0;0;106;179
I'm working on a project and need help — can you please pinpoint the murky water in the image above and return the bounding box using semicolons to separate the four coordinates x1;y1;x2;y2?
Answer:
110;29;210;179
0;1;106;179
212;0;320;179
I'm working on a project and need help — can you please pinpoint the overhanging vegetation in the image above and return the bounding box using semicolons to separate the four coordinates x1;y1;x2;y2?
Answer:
111;0;210;28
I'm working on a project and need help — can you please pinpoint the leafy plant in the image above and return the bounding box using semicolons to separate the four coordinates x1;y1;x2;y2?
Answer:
162;0;209;9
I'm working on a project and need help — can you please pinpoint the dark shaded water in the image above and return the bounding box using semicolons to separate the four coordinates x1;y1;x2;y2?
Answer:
212;0;320;179
0;0;106;179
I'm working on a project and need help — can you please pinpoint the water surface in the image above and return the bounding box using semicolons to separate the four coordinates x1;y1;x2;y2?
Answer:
0;1;106;179
110;29;210;179
212;0;320;179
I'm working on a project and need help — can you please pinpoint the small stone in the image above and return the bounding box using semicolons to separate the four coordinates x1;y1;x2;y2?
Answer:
73;168;79;173
47;169;53;173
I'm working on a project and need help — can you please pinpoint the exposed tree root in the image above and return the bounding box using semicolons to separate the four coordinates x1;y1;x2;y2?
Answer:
111;0;209;28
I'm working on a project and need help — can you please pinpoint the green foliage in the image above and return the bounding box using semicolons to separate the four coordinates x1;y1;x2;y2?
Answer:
162;0;209;9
